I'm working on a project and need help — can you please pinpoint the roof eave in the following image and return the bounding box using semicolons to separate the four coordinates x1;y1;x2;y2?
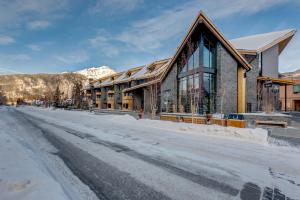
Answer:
160;11;252;82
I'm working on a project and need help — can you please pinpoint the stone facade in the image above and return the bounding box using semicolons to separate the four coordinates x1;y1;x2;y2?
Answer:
215;43;238;114
244;55;259;112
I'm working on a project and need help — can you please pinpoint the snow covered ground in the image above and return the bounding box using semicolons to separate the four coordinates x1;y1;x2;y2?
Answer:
17;106;300;199
0;128;68;200
1;106;300;199
0;106;98;200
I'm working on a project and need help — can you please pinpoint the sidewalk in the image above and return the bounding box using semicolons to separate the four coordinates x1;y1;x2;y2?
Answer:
268;115;300;146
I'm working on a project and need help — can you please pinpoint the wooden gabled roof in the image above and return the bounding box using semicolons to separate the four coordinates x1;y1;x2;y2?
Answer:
160;11;252;82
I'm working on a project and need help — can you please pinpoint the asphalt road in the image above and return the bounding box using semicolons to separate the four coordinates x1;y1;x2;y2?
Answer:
1;107;299;200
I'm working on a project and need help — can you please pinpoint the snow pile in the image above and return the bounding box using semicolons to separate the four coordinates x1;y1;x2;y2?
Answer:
0;129;68;200
137;119;269;145
18;107;270;145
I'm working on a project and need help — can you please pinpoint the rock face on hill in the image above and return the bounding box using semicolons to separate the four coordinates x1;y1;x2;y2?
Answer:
0;66;116;105
0;73;87;105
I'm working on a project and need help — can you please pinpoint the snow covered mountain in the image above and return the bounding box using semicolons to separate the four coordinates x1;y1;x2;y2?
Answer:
75;66;116;79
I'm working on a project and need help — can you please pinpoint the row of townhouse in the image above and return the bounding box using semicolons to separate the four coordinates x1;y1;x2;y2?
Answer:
84;58;170;115
84;11;296;117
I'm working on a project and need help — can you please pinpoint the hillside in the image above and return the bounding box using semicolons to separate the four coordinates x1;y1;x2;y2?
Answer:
0;73;87;105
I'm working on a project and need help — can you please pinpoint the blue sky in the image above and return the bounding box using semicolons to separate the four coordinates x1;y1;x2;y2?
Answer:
0;0;299;74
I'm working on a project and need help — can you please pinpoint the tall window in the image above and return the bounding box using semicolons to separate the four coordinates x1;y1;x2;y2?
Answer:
203;37;216;69
178;77;188;113
202;73;216;114
177;34;216;114
193;46;200;69
293;85;300;94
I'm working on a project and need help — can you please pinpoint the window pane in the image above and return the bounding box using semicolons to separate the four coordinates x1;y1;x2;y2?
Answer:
203;37;216;69
203;39;210;68
188;75;194;92
193;46;200;69
179;77;187;95
293;85;300;93
202;73;215;114
178;77;188;113
181;62;187;73
194;73;199;90
188;54;193;70
210;46;215;68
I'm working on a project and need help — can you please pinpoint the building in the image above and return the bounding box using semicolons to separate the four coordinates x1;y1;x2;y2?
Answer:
230;29;296;113
91;58;170;115
84;11;297;116
160;11;251;115
280;70;300;111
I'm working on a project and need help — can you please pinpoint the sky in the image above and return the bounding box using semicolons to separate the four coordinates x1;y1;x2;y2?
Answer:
0;0;299;74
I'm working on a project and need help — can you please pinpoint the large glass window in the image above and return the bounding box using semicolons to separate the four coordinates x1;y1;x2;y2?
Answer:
187;54;193;71
193;46;200;69
178;77;188;113
194;73;200;90
293;85;300;94
181;62;188;73
176;34;216;114
203;37;216;69
202;73;216;114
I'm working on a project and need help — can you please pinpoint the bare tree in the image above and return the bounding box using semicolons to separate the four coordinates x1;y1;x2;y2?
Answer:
149;81;158;119
0;86;7;105
53;85;61;108
43;87;54;107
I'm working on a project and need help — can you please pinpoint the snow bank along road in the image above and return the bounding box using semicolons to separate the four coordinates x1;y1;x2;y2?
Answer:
1;106;300;200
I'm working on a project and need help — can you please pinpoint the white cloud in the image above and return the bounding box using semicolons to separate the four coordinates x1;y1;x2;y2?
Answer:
27;44;41;51
201;0;291;19
0;35;15;45
0;53;31;62
0;66;23;75
90;0;143;15
0;0;69;28
89;34;120;57
55;50;89;65
111;0;298;52
27;20;51;30
279;35;300;72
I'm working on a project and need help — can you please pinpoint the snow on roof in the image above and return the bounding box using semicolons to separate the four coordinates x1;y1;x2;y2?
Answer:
230;29;296;53
131;59;171;80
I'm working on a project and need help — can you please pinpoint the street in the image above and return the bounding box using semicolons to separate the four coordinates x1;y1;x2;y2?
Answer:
1;106;300;200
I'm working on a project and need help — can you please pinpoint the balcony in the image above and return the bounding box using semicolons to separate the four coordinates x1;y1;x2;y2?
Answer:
107;96;114;102
122;94;133;111
107;97;115;110
107;90;115;94
122;95;133;101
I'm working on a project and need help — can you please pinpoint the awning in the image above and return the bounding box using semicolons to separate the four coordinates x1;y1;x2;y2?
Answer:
122;79;159;93
257;76;294;85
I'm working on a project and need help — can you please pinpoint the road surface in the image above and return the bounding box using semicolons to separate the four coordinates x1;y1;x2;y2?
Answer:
0;106;299;200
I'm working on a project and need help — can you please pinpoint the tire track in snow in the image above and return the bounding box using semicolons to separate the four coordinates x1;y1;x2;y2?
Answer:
18;110;240;197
